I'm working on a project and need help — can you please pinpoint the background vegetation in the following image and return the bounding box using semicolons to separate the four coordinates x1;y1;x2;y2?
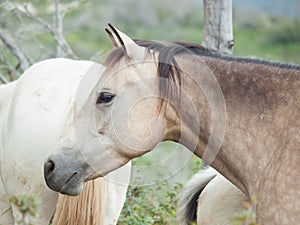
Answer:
1;0;299;224
1;0;299;81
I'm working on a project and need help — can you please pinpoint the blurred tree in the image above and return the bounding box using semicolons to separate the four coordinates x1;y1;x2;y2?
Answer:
202;0;234;54
0;0;83;82
200;0;233;168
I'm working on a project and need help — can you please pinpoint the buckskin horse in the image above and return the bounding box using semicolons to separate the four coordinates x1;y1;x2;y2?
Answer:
44;25;300;225
0;58;130;224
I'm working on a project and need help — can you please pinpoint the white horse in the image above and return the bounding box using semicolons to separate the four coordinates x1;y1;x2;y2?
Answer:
177;167;248;225
0;58;131;224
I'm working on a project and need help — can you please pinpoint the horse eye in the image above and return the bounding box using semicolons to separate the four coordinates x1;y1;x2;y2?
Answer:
96;92;115;104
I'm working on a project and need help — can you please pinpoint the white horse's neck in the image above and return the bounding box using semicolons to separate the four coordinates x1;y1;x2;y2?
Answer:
0;81;17;221
0;82;16;152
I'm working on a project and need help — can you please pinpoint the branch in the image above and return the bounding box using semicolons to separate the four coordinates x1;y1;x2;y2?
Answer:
11;1;76;58
53;0;76;58
60;0;88;16
54;0;63;57
14;3;56;35
0;71;9;84
0;48;20;80
0;29;30;72
16;1;76;58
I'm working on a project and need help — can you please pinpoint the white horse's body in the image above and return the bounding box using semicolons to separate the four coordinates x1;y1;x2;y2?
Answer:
0;58;130;224
0;81;17;223
178;167;248;225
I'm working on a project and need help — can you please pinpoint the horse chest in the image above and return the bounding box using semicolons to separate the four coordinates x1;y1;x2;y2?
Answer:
256;154;300;225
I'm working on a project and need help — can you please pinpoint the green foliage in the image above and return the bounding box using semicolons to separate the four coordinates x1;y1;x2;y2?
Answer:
9;195;40;225
268;19;300;44
192;158;202;174
1;0;300;83
230;196;260;225
234;22;300;64
118;181;183;225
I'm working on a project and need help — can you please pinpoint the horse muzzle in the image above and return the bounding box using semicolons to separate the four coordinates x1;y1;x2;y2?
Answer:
44;153;85;196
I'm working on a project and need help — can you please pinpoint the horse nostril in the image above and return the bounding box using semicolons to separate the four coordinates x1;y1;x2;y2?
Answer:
44;160;55;178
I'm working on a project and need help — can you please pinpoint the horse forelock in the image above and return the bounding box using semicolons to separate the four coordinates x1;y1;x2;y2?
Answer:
103;40;190;113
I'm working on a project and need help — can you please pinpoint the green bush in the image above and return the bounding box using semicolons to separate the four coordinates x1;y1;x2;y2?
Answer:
118;181;183;225
9;195;40;225
269;19;300;44
230;196;260;225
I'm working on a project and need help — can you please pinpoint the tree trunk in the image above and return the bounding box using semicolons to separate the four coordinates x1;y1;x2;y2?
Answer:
201;0;233;168
202;0;234;55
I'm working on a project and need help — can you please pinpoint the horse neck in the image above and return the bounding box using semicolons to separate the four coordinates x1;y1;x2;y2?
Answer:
0;82;16;152
164;54;300;196
164;54;228;155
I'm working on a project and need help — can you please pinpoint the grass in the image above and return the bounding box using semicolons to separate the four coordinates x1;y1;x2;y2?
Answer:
9;183;260;225
234;24;300;64
9;195;40;225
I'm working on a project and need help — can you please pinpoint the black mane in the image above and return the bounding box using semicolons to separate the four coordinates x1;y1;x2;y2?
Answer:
103;39;300;111
134;39;300;71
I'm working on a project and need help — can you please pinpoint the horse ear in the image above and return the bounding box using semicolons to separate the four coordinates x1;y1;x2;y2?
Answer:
106;23;145;60
105;28;119;48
